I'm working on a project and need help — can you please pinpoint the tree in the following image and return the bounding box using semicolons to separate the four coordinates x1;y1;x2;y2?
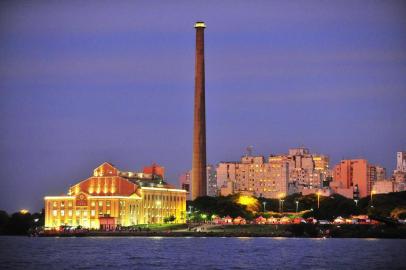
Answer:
0;210;9;234
5;212;33;235
164;215;176;223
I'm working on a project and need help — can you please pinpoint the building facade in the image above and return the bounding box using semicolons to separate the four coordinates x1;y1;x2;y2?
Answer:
373;180;394;194
216;147;330;198
45;162;186;229
396;151;406;173
178;165;217;200
216;155;290;199
206;165;218;197
331;159;384;199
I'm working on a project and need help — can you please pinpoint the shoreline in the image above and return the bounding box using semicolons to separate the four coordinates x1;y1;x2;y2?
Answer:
36;233;406;239
34;224;406;239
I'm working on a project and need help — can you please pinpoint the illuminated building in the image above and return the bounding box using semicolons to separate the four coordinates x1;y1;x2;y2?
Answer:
143;163;165;179
331;159;385;198
44;162;186;229
215;147;330;198
393;152;406;188
285;148;330;193
396;151;406;173
373;180;394;194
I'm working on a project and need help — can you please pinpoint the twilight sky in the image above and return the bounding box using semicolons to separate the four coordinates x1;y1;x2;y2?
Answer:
0;1;405;212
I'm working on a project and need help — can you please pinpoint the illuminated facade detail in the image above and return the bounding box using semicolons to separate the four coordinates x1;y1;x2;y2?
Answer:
44;162;186;229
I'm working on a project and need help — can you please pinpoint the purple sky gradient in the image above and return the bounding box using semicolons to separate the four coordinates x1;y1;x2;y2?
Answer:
0;1;405;212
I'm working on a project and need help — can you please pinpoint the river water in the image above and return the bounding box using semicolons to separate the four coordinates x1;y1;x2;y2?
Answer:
0;236;405;269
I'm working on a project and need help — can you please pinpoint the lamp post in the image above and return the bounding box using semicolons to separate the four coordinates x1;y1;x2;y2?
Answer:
370;190;376;208
354;199;358;207
262;201;267;212
281;199;285;213
295;200;299;213
317;191;321;209
278;193;285;213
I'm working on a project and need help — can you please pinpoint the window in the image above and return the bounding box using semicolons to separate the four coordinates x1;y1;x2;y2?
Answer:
53;202;58;207
76;210;80;216
83;211;88;217
98;201;103;207
52;210;57;217
61;210;65;216
68;201;73;207
106;201;111;207
91;201;96;207
68;210;72;217
91;210;95;217
61;201;65;207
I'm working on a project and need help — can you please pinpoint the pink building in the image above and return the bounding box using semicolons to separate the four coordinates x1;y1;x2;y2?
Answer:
331;159;378;199
373;180;394;194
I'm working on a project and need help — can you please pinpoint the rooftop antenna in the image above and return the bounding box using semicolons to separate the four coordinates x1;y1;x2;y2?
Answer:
246;145;254;156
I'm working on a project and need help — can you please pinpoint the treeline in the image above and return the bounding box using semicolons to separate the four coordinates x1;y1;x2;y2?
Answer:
189;191;406;221
0;210;44;235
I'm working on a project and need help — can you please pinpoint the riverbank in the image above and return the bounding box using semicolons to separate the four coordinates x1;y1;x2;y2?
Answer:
37;224;406;238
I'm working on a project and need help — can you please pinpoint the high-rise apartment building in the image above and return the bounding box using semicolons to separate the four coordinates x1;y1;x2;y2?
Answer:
179;165;217;200
216;155;289;198
206;165;218;197
215;147;330;198
396;151;406;173
331;159;381;198
375;165;386;181
286;147;330;193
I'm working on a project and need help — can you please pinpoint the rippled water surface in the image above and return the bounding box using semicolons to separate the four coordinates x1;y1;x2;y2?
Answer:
0;236;405;269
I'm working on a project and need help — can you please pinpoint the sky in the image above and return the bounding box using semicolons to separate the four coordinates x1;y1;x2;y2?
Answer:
0;1;405;212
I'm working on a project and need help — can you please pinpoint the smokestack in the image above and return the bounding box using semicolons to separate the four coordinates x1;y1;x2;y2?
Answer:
192;21;207;200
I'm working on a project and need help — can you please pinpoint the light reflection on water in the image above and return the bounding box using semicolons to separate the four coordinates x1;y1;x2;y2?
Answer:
0;236;405;270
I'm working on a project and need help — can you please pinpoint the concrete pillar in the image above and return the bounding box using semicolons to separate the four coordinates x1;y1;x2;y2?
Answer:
192;22;207;200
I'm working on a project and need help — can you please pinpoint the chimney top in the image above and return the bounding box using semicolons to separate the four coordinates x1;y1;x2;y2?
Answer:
194;22;206;28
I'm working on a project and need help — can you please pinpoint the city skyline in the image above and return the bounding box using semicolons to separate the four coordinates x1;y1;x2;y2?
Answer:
1;1;406;212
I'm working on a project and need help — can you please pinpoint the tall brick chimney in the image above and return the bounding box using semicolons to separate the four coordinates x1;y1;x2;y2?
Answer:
192;21;207;200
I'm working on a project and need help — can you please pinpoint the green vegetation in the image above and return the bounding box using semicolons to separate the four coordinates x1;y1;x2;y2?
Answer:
163;215;176;224
188;192;406;221
0;210;44;235
189;195;254;221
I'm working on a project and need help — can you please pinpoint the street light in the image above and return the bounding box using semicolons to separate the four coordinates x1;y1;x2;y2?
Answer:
354;199;358;207
295;200;299;213
317;191;321;209
278;193;285;213
370;190;376;208
280;200;285;213
262;201;267;212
